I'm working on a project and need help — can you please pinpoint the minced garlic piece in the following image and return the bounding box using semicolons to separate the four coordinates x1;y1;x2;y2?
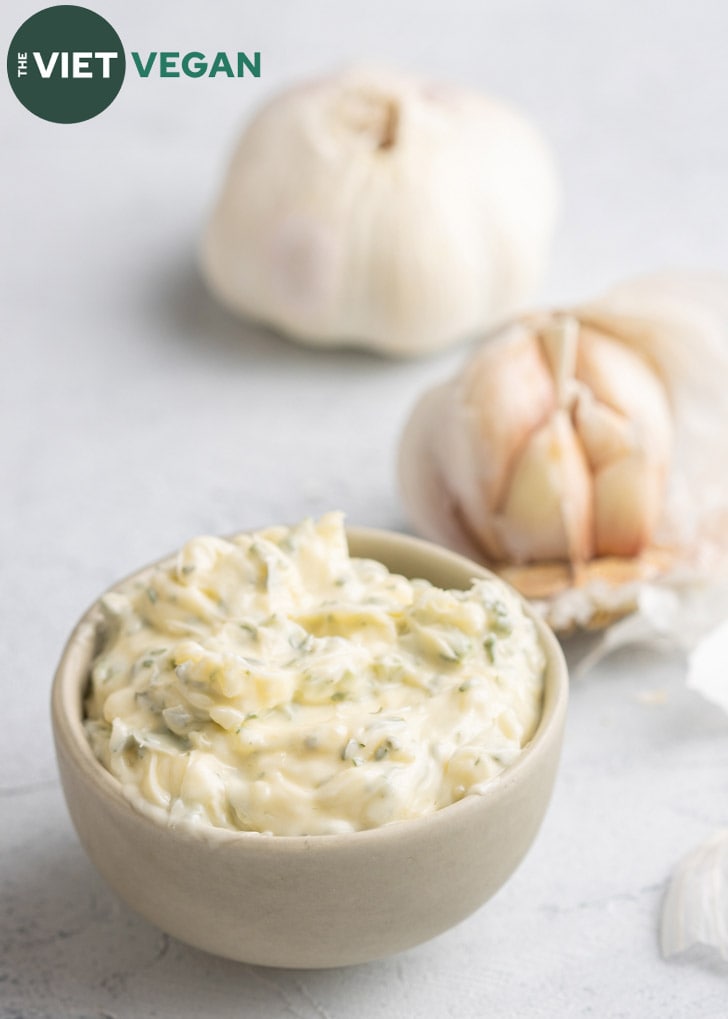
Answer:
84;513;544;836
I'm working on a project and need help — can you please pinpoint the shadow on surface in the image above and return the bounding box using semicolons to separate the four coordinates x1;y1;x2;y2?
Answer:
2;826;411;1018
136;244;423;380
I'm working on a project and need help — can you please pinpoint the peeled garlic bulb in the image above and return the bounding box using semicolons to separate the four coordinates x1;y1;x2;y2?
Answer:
400;272;728;630
402;313;672;567
201;66;559;356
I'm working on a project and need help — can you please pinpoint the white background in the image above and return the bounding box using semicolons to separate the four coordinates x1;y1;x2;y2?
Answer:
2;1;728;1015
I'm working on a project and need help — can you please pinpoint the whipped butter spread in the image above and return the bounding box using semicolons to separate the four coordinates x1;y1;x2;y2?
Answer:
84;514;545;836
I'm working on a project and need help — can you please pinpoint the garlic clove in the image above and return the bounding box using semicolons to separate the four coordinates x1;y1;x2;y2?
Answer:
574;390;636;470
579;272;728;547
575;325;673;463
593;452;664;558
446;324;555;560
429;324;556;561
497;410;594;564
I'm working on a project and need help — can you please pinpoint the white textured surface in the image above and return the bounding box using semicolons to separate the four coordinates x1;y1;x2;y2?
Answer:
2;0;728;1014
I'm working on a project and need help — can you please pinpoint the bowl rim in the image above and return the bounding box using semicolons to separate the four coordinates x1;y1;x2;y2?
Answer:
52;525;568;852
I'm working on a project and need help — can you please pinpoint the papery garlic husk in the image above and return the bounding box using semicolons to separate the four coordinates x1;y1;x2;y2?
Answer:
201;66;559;357
399;272;728;632
661;829;728;962
687;618;728;714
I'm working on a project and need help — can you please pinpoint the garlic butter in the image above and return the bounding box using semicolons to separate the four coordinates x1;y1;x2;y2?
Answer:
84;514;544;836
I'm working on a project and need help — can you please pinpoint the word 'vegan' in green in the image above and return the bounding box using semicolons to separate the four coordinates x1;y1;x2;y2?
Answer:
132;51;260;78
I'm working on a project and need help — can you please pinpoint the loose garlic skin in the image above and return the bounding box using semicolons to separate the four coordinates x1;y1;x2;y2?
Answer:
201;67;559;356
400;314;673;569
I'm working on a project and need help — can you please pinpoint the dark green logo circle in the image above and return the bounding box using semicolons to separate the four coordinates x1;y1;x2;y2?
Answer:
7;5;125;123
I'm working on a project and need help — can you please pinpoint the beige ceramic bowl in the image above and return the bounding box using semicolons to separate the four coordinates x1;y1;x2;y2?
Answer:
52;527;568;969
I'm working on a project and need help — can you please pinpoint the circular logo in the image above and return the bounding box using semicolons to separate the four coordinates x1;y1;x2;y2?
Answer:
7;5;125;124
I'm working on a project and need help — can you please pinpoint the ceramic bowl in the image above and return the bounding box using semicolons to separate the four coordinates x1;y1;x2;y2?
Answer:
51;527;568;969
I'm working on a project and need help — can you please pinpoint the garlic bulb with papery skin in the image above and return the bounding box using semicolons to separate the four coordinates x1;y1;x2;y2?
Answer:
401;312;673;568
400;272;728;630
201;66;559;356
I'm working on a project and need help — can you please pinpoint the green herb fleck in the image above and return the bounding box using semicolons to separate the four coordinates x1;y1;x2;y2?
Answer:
146;587;158;604
490;600;512;635
374;739;394;761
